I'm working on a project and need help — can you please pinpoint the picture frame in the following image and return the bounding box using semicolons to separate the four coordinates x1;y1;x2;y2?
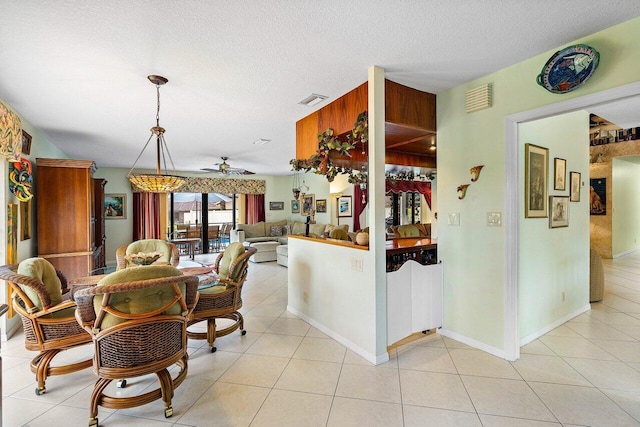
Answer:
549;196;569;228
302;194;315;215
338;195;352;218
525;143;549;218
291;200;300;213
19;200;31;240
315;199;327;213
105;194;126;219
570;171;581;202
590;178;606;215
554;157;567;191
269;201;284;210
21;130;32;155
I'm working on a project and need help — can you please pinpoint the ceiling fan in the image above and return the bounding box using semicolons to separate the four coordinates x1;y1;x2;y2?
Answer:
200;157;255;175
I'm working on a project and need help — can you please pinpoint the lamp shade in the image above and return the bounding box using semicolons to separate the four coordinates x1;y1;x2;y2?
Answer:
128;173;185;193
0;101;22;160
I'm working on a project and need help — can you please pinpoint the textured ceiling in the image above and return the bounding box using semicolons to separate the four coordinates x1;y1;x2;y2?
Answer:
1;1;640;175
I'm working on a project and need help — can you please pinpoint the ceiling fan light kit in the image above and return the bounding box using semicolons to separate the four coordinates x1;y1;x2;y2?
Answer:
127;75;185;193
200;156;255;175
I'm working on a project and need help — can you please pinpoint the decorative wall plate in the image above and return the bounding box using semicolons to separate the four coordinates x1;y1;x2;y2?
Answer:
537;44;600;94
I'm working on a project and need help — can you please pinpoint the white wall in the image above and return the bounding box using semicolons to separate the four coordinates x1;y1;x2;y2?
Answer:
518;111;590;343
612;158;640;256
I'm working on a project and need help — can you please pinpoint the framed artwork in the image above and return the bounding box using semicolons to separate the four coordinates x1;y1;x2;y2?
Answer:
269;201;284;210
302;194;315;215
19;200;31;240
316;199;327;213
105;194;126;219
524;143;549;218
21;130;32;155
590;178;606;215
549;196;569;228
554;158;567;190
570;171;581;202
338;195;352;217
291;200;300;213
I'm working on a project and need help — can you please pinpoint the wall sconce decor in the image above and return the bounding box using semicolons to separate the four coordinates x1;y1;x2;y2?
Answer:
470;165;484;182
457;184;470;200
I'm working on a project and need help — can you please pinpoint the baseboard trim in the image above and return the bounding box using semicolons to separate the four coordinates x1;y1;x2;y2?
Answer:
287;305;389;365
613;247;640;259
520;303;591;346
438;328;505;359
1;320;22;342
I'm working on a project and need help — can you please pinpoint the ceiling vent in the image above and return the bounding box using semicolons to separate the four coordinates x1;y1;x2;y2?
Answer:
298;93;328;107
465;83;492;113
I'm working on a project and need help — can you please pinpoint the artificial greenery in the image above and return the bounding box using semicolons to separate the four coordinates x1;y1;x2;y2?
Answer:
290;111;368;184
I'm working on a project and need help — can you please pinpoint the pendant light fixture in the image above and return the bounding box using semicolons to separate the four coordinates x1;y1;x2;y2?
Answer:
127;75;185;193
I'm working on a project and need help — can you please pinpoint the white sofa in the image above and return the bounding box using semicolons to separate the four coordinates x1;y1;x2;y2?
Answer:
231;220;349;246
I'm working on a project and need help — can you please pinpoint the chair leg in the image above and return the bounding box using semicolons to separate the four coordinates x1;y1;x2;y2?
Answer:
156;368;174;418
89;378;111;426
31;349;60;395
207;318;217;352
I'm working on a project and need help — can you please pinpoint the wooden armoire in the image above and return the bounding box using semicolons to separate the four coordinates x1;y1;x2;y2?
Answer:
36;158;107;280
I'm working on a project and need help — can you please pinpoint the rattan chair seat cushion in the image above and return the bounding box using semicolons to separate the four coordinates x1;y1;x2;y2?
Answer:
95;265;186;329
17;258;63;310
218;243;246;280
126;239;174;264
198;284;227;295
397;224;420;238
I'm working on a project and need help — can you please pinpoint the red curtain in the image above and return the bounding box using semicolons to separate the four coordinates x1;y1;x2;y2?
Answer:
386;180;432;209
133;192;162;240
354;185;368;231
245;194;265;224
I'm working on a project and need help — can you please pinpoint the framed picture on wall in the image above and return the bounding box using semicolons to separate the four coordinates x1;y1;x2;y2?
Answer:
316;199;327;213
21;130;32;155
105;194;126;219
525;143;549;218
338;195;352;217
302;194;315;215
590;178;606;215
291;200;300;213
570;171;581;202
554;157;567;190
269;201;284;210
549;196;569;228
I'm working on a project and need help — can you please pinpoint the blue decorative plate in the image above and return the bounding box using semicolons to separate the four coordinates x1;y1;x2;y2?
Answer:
537;44;600;94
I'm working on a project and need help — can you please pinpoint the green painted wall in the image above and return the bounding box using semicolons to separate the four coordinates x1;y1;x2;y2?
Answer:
518;111;590;341
612;158;640;256
437;16;640;351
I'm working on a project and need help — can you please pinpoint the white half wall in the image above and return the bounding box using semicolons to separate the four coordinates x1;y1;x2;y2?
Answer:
612;157;640;257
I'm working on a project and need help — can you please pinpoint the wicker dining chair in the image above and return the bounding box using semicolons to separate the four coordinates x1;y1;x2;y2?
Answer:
74;265;199;427
0;259;92;396
115;239;180;270
187;243;256;352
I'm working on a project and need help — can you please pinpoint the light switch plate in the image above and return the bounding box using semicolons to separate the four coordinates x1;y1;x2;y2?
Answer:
487;212;502;226
448;213;460;226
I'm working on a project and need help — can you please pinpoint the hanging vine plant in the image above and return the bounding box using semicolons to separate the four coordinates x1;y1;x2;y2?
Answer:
290;111;368;184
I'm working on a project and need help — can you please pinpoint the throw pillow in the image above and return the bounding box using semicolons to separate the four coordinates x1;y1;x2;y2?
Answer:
270;225;283;237
282;225;290;235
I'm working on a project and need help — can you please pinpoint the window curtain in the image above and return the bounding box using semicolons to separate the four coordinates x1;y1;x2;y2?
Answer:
133;192;161;240
354;185;368;231
385;180;432;209
245;194;265;224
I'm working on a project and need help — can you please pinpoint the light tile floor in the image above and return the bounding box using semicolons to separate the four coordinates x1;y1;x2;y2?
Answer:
3;252;640;426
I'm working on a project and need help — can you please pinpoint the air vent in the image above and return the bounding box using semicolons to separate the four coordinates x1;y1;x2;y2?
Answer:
466;83;492;113
298;93;328;107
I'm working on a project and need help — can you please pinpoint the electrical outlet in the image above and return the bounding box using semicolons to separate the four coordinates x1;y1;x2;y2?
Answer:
448;213;460;226
487;212;502;226
351;256;363;272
